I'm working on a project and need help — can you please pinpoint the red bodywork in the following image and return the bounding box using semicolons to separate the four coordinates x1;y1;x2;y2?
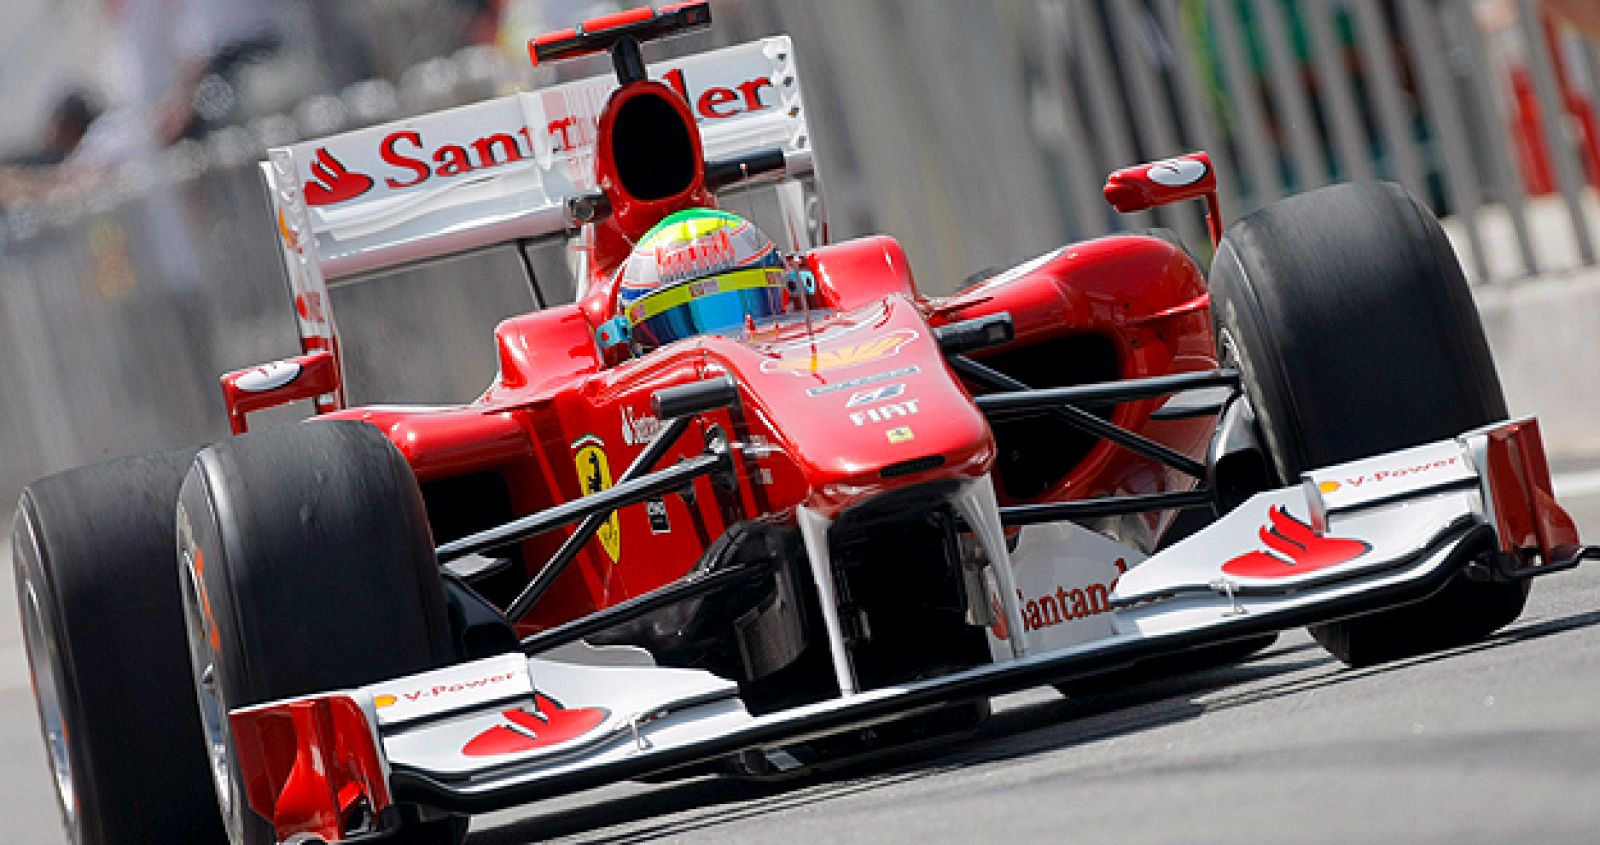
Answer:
240;44;1219;638
320;238;1214;636
221;13;1221;838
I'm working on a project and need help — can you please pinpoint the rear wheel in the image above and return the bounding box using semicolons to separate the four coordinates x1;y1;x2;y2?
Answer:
176;421;466;844
12;448;224;844
1209;181;1526;667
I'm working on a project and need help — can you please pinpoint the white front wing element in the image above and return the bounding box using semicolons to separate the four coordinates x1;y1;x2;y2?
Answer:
1113;489;1477;603
380;656;741;779
985;520;1146;659
234;426;1574;812
1116;435;1491;606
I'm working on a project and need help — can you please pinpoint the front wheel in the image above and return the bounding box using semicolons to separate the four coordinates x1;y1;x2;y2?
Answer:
1209;181;1527;667
177;421;466;844
12;449;224;845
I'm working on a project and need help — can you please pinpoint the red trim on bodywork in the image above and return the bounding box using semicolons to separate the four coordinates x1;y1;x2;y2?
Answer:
528;29;578;66
221;350;341;435
230;695;391;843
581;7;655;34
1126;291;1211;326
1482;419;1581;566
528;2;711;68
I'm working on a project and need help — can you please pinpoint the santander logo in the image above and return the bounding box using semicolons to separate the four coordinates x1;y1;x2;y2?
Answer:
302;147;375;206
1220;506;1370;578
298;66;776;207
460;695;607;757
991;559;1128;641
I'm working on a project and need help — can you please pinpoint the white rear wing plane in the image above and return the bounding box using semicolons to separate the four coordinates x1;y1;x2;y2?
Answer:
259;36;817;384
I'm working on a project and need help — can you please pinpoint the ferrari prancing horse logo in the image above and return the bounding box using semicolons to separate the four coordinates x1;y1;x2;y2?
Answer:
572;435;621;563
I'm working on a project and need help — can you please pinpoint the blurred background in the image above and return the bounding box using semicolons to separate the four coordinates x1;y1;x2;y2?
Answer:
2;0;1600;506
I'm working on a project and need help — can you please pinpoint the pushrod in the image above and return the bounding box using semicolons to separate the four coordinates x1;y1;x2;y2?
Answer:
437;450;725;564
974;368;1238;413
951;356;1208;479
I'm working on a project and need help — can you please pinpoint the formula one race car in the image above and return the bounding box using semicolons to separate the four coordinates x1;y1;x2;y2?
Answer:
13;5;1597;844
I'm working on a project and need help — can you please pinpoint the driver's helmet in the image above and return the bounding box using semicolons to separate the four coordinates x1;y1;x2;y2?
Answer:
617;209;786;350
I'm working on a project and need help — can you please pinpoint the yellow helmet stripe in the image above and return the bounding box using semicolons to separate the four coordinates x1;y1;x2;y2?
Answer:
624;267;782;326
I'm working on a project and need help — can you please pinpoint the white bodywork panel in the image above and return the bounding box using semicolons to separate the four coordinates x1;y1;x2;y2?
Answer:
236;428;1550;797
985;520;1146;660
383;657;741;778
261;36;813;285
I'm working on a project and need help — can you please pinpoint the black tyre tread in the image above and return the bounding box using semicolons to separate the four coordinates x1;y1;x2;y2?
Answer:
1209;182;1526;668
179;421;461;844
13;448;224;844
1211;182;1506;479
186;421;454;701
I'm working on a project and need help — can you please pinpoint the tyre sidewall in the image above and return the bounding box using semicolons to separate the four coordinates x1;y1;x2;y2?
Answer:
12;498;102;844
1211;181;1507;481
177;421;458;844
177;466;269;844
12;449;223;844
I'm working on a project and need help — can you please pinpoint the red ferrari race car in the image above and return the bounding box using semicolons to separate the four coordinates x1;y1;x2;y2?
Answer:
13;4;1598;844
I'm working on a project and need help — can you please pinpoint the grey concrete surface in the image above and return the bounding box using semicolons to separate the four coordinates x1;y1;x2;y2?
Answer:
1;490;1596;842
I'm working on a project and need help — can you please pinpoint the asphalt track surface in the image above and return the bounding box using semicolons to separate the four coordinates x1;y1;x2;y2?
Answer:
2;485;1598;843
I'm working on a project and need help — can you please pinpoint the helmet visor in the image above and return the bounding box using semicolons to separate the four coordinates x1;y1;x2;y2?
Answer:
625;267;786;350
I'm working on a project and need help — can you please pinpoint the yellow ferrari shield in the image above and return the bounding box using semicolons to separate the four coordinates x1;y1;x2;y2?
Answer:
572;435;621;563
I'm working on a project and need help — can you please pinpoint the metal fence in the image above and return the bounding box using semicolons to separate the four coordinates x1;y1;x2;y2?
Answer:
1;0;1597;502
1012;0;1600;282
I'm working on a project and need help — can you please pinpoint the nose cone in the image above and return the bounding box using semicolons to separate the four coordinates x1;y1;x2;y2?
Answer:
708;298;995;517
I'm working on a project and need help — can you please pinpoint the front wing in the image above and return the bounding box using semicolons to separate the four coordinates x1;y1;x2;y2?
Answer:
229;418;1594;839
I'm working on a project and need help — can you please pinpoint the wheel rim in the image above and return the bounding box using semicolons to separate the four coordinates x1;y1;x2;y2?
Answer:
177;519;244;843
19;575;76;834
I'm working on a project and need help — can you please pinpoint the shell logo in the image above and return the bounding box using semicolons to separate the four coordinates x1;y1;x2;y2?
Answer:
276;208;300;254
1318;480;1341;494
375;694;397;709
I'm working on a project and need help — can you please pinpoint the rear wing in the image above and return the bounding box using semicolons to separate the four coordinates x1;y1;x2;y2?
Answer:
259;35;817;389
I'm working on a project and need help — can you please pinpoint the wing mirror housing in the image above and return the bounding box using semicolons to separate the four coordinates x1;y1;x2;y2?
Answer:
221;350;342;434
1103;151;1222;247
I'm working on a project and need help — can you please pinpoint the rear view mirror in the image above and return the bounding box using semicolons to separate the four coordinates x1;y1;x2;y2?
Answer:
220;350;342;434
1103;151;1222;246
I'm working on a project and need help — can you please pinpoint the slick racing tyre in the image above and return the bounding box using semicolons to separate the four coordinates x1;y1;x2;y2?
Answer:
177;421;465;844
12;448;225;844
1210;180;1527;668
